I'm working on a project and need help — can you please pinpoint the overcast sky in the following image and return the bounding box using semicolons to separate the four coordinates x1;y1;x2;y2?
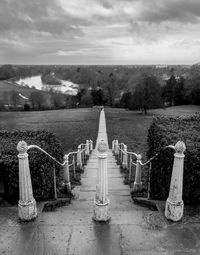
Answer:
0;0;200;65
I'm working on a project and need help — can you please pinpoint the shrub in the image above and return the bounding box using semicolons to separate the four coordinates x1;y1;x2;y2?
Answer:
147;114;200;204
0;130;65;203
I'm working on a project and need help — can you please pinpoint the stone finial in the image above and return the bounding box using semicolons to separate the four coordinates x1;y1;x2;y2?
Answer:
136;154;142;160
175;141;186;154
17;141;28;154
97;140;107;153
64;155;68;161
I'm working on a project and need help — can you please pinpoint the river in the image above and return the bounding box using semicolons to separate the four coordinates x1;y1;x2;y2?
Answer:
16;75;79;95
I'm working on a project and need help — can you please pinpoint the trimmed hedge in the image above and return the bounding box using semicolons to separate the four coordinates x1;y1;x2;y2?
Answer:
147;114;200;204
0;130;65;203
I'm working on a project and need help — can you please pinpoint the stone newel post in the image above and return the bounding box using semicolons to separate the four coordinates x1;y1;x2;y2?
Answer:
133;154;142;192
63;155;71;192
90;140;93;152
17;141;37;221
165;141;186;222
93;139;110;222
114;140;119;156
112;140;115;153
77;145;82;170
122;145;128;169
86;140;90;156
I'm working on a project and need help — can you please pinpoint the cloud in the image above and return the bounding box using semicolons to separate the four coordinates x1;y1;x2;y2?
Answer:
0;0;200;64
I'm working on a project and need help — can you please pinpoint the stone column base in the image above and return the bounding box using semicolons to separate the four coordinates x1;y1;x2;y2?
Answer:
132;182;142;192
165;198;184;222
122;163;127;169
18;199;37;221
93;201;110;222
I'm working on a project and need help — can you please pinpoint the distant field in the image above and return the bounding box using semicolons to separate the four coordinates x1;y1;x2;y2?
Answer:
0;108;100;152
105;105;200;158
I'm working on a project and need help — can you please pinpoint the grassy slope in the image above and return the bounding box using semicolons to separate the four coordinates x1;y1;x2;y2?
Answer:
0;80;35;98
0;80;52;104
105;105;200;159
0;108;100;153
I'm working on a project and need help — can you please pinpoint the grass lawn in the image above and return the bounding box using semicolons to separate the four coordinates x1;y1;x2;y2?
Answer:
0;108;100;153
105;105;200;159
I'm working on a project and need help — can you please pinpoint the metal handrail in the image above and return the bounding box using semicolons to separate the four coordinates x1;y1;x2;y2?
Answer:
112;139;177;191
115;142;176;166
28;145;65;166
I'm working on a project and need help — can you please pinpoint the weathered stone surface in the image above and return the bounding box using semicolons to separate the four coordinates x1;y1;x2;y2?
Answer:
93;111;110;222
17;141;37;221
93;202;110;222
18;199;37;221
165;141;186;222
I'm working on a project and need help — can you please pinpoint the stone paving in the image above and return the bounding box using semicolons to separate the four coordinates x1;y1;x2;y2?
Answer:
1;109;200;254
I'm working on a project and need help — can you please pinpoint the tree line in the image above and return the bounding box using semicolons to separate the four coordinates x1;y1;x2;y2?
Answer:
120;74;200;114
0;64;200;112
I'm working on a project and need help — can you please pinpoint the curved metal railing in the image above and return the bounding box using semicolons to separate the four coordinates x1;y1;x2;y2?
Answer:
18;139;93;199
112;139;177;197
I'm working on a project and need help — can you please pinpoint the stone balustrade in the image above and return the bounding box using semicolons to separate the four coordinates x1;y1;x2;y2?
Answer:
112;139;186;222
17;139;93;221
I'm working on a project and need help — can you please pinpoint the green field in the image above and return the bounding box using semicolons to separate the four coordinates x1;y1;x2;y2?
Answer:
105;105;200;159
0;108;100;153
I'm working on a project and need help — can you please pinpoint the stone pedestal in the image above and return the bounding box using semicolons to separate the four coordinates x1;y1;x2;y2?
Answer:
63;155;71;192
133;154;142;192
93;140;110;222
17;141;37;221
114;140;119;156
122;145;128;169
77;145;82;170
86;140;90;156
165;141;186;222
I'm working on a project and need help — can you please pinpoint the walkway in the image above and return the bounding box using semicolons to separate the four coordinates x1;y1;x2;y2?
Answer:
1;109;200;254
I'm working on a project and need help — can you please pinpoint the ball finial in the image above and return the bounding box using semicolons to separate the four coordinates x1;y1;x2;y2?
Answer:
97;140;107;153
137;154;142;160
17;141;28;154
175;141;186;154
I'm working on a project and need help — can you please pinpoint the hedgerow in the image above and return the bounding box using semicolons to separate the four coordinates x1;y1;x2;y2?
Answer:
0;130;65;203
147;114;200;204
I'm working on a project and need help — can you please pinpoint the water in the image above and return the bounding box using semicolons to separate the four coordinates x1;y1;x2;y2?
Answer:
16;75;79;95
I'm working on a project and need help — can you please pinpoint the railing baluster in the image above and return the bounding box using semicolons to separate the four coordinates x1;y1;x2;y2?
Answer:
53;165;57;199
73;155;76;178
147;162;152;199
129;155;132;182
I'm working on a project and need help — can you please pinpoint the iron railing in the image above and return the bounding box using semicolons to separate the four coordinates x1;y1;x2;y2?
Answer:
18;139;93;199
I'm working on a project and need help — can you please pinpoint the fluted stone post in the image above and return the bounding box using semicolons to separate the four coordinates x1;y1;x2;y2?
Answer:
63;155;71;192
165;141;186;222
112;140;115;153
93;140;110;222
90;140;93;153
115;140;119;156
77;145;82;170
17;141;37;221
122;145;128;169
86;140;90;156
133;154;142;192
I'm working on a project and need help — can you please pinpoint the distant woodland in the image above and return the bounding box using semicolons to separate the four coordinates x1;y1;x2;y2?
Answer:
0;64;199;112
